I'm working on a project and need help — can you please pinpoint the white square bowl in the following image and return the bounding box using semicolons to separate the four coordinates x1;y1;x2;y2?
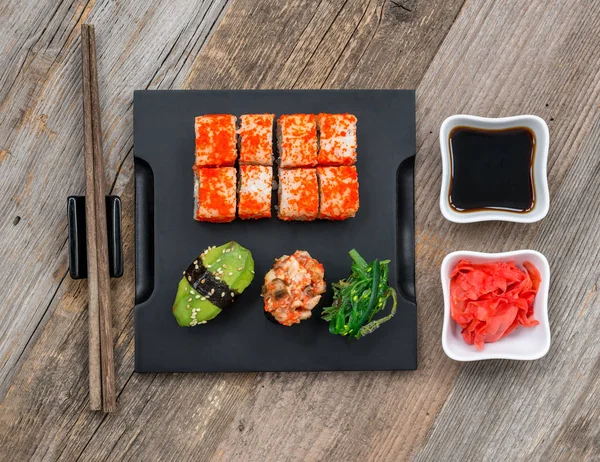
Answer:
441;250;551;361
439;114;550;223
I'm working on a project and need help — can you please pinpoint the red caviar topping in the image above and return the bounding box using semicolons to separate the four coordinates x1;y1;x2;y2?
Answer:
194;115;237;167
238;165;272;219
238;114;274;165
194;167;236;222
278;114;318;168
317;113;357;166
317;166;359;220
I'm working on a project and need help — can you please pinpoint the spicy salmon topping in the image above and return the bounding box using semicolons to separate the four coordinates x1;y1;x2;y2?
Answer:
262;251;326;326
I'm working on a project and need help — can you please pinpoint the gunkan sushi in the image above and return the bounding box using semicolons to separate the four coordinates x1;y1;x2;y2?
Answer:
277;114;318;168
317;166;360;220
316;113;357;166
194;167;237;222
238;114;274;166
277;168;319;221
238;165;273;219
172;242;255;326
194;114;237;167
262;250;326;326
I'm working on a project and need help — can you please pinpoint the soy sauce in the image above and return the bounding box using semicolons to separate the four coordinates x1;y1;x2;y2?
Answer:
448;126;535;213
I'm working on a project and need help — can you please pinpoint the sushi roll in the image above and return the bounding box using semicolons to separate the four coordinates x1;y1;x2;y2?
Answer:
317;113;357;166
194;114;237;167
317;166;360;220
277;168;319;221
194;167;237;222
173;242;255;326
238;165;273;220
238;114;274;165
262;250;326;326
277;114;318;168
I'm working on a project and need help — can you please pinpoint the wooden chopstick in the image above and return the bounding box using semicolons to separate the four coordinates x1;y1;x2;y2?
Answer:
82;24;116;412
81;24;102;411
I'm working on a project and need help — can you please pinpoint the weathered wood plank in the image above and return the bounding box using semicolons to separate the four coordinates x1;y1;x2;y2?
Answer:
0;0;232;459
409;0;600;459
416;115;600;462
1;0;599;461
187;0;464;90
0;0;466;460
0;0;231;396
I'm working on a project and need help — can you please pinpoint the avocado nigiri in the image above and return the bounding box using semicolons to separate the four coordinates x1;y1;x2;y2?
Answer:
173;241;254;326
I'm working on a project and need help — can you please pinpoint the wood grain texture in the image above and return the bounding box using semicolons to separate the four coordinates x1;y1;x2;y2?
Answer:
411;0;600;459
81;23;102;411
0;0;231;396
0;0;465;460
417;115;600;462
0;0;599;461
86;23;116;412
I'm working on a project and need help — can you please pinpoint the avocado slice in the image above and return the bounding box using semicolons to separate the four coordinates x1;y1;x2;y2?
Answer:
172;242;255;327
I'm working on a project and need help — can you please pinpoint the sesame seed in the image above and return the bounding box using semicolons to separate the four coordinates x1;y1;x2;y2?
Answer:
195;265;199;270
193;260;198;265
216;258;221;262
228;272;233;276
182;271;186;275
207;265;212;268
201;297;206;301
221;292;225;297
188;298;192;302
230;292;234;297
186;304;190;309
251;270;255;274
238;255;242;259
201;321;207;324
187;276;191;281
237;267;242;271
210;289;215;295
222;264;227;268
195;295;200;299
190;290;195;295
201;279;206;284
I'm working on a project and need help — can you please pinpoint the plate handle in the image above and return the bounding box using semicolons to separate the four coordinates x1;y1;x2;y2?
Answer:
396;155;416;304
135;157;155;304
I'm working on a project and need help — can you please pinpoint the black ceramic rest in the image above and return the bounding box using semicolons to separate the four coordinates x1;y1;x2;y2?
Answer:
134;90;417;372
67;195;123;279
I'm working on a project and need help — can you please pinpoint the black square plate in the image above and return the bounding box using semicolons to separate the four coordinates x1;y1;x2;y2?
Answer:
134;90;417;372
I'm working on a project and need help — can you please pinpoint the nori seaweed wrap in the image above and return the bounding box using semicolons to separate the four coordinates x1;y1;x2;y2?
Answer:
173;241;254;326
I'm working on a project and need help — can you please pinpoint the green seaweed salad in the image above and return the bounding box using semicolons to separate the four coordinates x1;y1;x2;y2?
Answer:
322;249;397;339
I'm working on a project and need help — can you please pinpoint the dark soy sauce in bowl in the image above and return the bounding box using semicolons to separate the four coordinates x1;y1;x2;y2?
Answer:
448;126;536;213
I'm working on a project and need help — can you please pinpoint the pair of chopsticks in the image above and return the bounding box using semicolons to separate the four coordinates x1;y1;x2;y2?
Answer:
81;24;116;412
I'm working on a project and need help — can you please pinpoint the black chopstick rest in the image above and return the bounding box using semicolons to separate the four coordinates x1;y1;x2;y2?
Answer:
67;195;123;279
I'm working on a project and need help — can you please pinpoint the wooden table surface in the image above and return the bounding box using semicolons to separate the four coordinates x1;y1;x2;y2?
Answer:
1;0;599;460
